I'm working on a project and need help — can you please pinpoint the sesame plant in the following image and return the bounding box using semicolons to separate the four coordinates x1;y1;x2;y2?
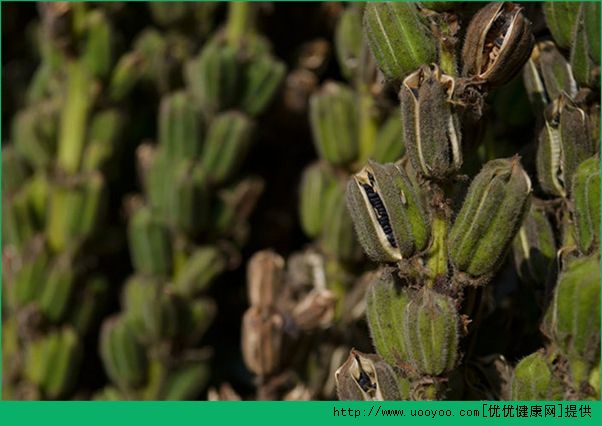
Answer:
3;4;130;399
237;4;413;400
335;2;600;401
96;2;285;399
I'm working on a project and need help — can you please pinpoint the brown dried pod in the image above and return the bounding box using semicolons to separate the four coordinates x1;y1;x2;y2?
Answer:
335;349;409;400
241;307;284;377
207;383;242;401
247;250;285;310
37;3;74;50
462;2;534;87
292;288;337;331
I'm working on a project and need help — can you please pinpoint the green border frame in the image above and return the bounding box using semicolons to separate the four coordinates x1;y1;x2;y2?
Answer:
0;1;601;425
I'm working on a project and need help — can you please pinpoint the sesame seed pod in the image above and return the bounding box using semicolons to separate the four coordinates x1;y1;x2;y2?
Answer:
449;157;532;281
571;156;600;255
511;352;564;400
336;349;410;401
363;2;437;81
400;65;462;179
347;160;430;263
402;287;459;376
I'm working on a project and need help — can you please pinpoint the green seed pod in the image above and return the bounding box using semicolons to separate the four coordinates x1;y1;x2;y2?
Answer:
511;352;564;400
12;103;58;170
185;39;240;115
108;52;142;102
200;111;254;185
400;64;462;179
583;2;600;65
79;172;106;237
522;41;577;114
164;161;209;233
545;255;601;365
83;109;124;173
57;61;94;175
128;204;172;277
122;276;180;342
44;327;82;400
336;349;410;401
309;82;359;167
420;2;465;12
321;183;361;262
173;246;226;297
366;267;410;367
39;252;76;323
121;275;156;339
26;172;50;225
522;51;549;117
161;362;210;400
462;2;534;87
69;276;109;336
544;2;580;50
26;46;61;101
149;2;188;26
25;327;82;400
403;287;459;376
363;2;437;81
571;157;600;254
100;315;148;390
346;160;430;263
541;44;576;98
512;200;557;287
146;151;208;231
2;188;36;251
299;162;338;238
88;109;123;150
159;91;204;160
46;173;106;252
180;298;216;347
570;5;594;88
24;335;50;391
81;10;113;79
536;94;593;197
2;146;30;197
449;157;532;281
371;113;405;164
133;29;170;91
335;6;364;81
239;52;286;117
10;237;49;309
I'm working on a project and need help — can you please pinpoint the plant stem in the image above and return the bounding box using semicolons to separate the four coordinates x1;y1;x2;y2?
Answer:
436;13;459;77
425;214;448;288
356;84;378;168
226;2;254;48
